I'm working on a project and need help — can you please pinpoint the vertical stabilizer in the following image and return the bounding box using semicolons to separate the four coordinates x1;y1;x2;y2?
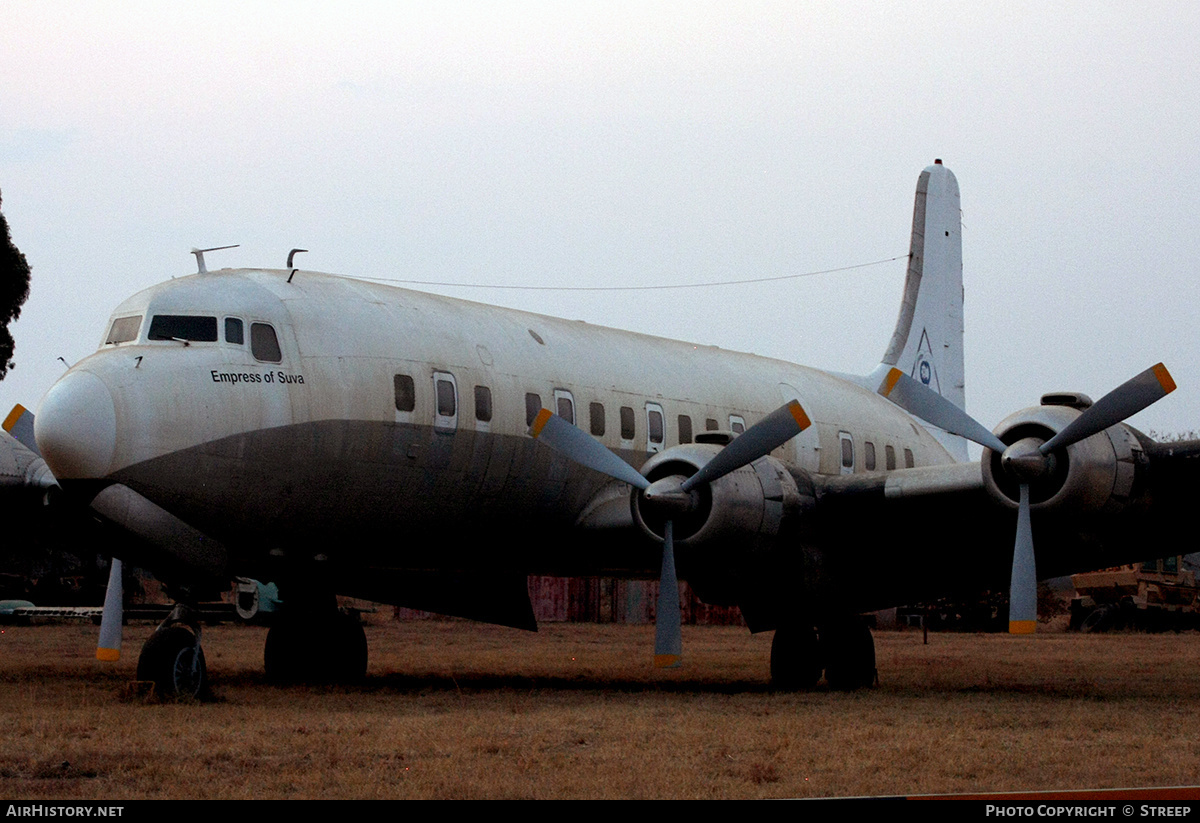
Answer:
877;161;967;461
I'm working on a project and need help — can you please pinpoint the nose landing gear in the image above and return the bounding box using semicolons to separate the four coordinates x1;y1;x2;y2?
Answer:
136;605;207;699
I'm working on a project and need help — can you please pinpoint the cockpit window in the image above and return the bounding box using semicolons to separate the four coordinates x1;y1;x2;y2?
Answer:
104;315;142;345
148;315;218;342
251;322;282;363
224;318;244;345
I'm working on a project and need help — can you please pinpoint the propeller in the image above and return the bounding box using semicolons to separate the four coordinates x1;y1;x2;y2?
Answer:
878;363;1176;633
532;400;811;667
97;558;123;661
5;404;125;661
3;404;41;457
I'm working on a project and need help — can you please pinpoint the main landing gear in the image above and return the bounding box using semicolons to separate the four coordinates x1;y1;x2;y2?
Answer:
136;604;207;699
770;617;876;691
264;604;367;685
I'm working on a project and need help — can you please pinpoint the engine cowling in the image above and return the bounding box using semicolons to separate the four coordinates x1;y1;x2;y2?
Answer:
630;443;812;602
983;402;1148;516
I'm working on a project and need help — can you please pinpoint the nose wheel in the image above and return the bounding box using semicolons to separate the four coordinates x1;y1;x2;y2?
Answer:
136;622;207;700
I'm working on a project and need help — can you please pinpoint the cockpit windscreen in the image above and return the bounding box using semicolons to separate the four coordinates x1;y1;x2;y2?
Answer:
148;315;218;342
104;315;142;345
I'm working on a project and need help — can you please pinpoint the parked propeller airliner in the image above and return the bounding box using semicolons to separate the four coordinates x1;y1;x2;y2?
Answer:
5;161;1196;697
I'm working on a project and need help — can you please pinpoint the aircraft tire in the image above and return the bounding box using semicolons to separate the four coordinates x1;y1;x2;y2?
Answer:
769;625;822;690
137;626;207;700
822;620;876;691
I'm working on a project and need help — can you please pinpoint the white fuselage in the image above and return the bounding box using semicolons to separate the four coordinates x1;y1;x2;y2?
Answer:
36;268;955;579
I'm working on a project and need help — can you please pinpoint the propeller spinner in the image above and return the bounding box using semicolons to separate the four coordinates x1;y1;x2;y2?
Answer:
879;363;1175;633
531;400;811;667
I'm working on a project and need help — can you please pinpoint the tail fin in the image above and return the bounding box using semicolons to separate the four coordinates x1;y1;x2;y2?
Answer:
876;161;967;461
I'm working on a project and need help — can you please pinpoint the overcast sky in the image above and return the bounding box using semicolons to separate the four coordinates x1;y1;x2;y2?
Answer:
3;2;1198;441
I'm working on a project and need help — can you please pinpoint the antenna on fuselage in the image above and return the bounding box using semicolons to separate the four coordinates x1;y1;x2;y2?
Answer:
286;248;307;283
190;245;240;274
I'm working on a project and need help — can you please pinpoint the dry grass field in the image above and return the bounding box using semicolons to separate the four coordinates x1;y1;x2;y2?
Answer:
2;618;1199;799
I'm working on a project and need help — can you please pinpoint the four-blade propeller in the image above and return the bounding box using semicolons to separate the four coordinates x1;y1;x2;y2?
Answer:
878;363;1175;633
531;400;812;667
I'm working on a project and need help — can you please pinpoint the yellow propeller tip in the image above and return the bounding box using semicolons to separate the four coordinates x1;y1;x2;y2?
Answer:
2;404;27;434
787;400;811;431
530;408;552;437
1153;363;1176;394
880;368;902;397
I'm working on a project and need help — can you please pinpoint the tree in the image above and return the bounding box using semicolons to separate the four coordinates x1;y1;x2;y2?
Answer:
0;188;32;381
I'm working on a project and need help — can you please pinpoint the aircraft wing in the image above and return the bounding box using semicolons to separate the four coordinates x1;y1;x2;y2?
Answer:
709;460;1002;631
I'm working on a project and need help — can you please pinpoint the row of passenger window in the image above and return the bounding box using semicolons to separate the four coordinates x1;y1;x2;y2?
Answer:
527;392;744;443
104;314;283;363
839;432;914;472
393;372;744;446
396;372;920;474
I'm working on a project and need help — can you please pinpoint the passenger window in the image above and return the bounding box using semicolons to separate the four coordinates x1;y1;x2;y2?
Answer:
433;372;458;432
865;441;876;471
904;448;915;468
705;418;719;431
525;393;542;427
149;315;218;342
105;315;142;345
590;402;605;436
678;415;693;444
620;406;635;440
250;322;282;363
436;377;456;417
394;375;416;412
474;386;492;422
224;318;244;345
554;390;575;425
839;432;854;474
885;445;896;471
647;404;664;449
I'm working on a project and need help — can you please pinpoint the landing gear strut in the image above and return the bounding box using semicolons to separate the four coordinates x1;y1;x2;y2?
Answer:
136;604;207;699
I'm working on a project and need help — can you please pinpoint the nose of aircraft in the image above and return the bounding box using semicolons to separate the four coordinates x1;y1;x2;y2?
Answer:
35;370;118;480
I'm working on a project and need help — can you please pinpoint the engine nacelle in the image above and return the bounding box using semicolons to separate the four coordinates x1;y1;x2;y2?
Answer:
631;444;812;601
983;402;1148;516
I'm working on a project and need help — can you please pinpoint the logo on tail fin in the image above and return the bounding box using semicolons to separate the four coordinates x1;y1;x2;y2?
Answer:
913;328;941;394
